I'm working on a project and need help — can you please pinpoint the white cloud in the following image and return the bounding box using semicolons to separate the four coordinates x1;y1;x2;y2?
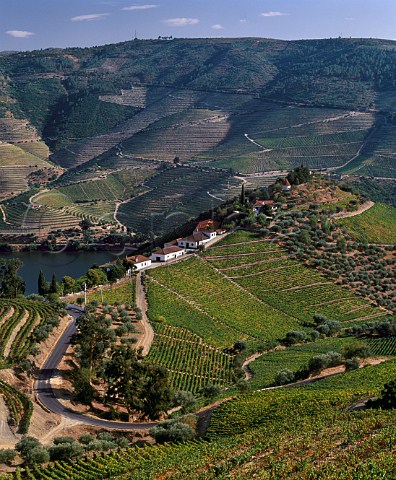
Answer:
164;17;199;27
240;19;247;23
6;30;35;38
211;24;224;30
71;13;109;22
260;11;289;17
122;4;158;10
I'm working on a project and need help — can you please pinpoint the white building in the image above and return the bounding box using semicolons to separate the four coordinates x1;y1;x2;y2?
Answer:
151;246;186;262
253;200;277;215
178;232;212;249
126;255;152;272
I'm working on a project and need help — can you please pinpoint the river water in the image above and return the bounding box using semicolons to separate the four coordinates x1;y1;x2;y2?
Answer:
0;251;122;294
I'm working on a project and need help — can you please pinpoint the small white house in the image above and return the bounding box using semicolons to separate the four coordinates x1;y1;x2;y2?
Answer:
253;200;277;215
178;232;212;249
126;255;151;272
193;220;219;238
151;246;186;262
282;178;292;192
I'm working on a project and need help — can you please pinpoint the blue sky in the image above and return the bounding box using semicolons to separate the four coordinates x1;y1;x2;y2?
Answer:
2;0;396;51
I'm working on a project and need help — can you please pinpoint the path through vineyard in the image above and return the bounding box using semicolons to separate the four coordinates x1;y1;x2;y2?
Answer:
134;272;154;355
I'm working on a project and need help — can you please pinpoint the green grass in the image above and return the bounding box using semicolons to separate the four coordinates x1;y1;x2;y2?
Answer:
72;278;135;305
338;203;396;244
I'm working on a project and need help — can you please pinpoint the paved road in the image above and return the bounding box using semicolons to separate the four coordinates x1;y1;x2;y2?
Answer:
34;305;157;430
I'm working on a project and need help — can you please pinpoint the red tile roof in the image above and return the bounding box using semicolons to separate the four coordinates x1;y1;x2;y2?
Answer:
182;232;209;243
195;219;219;232
126;255;150;264
254;200;274;207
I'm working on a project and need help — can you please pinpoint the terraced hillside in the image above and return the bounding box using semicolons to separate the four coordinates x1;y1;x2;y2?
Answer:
117;166;240;236
6;361;396;479
0;37;395;237
199;107;374;173
338;203;396;244
147;323;234;393
0;143;54;200
0;298;58;366
147;230;388;355
339;122;396;178
204;231;388;325
32;165;157;227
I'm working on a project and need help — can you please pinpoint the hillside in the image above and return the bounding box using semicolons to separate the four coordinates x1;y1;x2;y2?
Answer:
1;38;396;238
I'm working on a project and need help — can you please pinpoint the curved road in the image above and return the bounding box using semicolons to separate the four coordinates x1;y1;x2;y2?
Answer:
34;305;157;430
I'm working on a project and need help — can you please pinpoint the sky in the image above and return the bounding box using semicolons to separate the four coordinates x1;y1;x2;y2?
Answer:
1;0;396;51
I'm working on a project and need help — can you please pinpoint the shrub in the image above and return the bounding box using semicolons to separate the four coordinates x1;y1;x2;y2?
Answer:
15;436;41;461
275;369;295;386
345;358;360;371
201;383;221;402
53;436;74;445
97;432;114;442
308;354;330;374
150;420;195;444
78;434;94;445
174;391;197;414
116;436;129;448
233;339;247;352
0;449;16;465
284;330;307;345
343;341;371;359
367;378;396;410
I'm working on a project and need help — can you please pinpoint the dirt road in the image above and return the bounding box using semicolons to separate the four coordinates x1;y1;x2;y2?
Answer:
134;272;154;356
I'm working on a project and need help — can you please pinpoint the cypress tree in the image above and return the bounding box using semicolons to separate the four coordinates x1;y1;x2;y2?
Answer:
50;273;58;294
240;184;245;205
38;270;48;296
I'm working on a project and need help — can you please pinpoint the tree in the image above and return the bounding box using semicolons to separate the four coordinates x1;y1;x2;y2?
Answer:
103;345;172;420
202;383;221;402
79;219;92;231
0;258;25;297
27;447;50;464
141;364;173;419
367;378;396;410
86;268;107;288
150;420;195;444
284;330;307;345
62;275;76;294
50;273;59;294
103;345;146;414
38;270;49;296
15;436;49;464
240;183;245;205
343;341;371;359
275;369;295;385
233;339;247;353
0;449;16;465
174;391;198;413
72;367;95;404
72;307;115;373
106;263;126;283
